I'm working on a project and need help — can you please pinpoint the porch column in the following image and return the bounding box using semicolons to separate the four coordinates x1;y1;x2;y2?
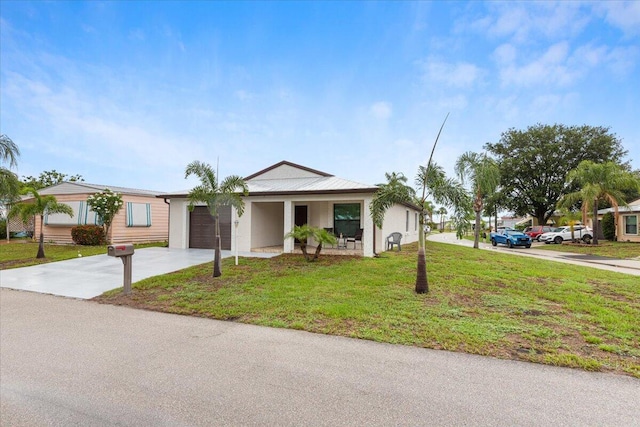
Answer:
283;200;294;253
362;196;374;257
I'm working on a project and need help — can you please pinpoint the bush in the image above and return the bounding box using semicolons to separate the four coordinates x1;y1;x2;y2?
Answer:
0;219;6;239
602;212;616;241
71;225;106;246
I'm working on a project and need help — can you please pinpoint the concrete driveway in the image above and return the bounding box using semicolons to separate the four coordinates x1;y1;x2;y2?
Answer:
0;247;278;299
1;289;638;426
427;233;640;276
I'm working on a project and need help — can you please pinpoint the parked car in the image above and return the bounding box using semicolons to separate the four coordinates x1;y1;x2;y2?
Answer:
490;229;532;248
524;225;554;241
539;225;593;244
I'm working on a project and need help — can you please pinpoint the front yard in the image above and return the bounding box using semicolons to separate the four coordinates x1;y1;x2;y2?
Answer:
94;241;640;378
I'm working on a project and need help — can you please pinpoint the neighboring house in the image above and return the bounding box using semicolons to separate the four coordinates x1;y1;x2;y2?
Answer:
158;161;422;257
28;182;168;244
597;198;640;243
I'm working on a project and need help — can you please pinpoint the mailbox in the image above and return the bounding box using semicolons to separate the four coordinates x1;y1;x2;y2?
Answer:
108;244;135;257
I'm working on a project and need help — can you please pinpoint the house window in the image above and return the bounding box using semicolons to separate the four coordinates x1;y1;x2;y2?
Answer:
334;203;360;237
415;212;418;231
126;202;152;227
406;210;409;232
625;215;638;235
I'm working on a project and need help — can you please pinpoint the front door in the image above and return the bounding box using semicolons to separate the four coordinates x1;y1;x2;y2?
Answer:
294;205;308;243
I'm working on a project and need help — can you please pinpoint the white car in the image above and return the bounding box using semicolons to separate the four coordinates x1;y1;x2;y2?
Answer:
539;225;593;244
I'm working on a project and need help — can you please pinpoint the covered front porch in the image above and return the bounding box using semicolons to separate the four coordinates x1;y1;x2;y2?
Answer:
235;195;375;257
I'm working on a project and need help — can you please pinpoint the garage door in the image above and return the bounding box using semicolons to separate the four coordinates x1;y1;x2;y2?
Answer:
189;206;231;250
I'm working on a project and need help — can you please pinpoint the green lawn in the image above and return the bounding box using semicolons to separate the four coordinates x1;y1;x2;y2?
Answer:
95;241;640;378
0;240;167;269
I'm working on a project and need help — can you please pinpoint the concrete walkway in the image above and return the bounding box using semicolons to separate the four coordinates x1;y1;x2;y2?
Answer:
0;247;278;299
1;289;638;426
427;232;640;276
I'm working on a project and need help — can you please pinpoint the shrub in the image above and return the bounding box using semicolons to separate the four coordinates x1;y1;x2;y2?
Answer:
602;212;615;241
71;225;106;246
0;219;6;239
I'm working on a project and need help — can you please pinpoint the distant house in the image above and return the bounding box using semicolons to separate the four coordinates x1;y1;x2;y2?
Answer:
28;182;168;244
158;161;422;257
597;198;640;243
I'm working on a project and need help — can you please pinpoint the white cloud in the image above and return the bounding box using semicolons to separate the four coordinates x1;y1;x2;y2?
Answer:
597;1;640;37
421;58;481;88
370;101;392;120
469;2;590;44
499;42;578;87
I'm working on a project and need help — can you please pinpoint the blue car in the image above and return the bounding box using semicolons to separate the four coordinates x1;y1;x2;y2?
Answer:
490;229;532;248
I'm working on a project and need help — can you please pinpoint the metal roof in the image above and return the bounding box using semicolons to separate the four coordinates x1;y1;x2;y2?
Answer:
247;176;378;194
38;182;164;197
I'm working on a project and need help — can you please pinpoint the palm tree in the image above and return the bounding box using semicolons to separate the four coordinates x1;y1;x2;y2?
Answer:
185;161;248;277
9;188;73;258
437;207;447;232
370;172;416;231
414;162;468;293
559;161;640;245
1;135;21;213
455;151;500;249
557;208;582;242
284;225;337;262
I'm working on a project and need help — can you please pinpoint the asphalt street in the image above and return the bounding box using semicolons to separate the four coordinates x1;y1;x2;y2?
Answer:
1;289;638;426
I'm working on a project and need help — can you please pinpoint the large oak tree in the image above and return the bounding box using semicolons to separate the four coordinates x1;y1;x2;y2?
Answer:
485;124;627;225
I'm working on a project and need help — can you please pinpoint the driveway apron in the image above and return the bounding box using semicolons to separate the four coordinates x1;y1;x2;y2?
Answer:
0;247;278;299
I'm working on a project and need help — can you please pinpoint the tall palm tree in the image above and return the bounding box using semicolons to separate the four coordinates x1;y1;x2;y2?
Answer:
1;134;21;208
414;163;468;293
9;188;73;258
559;160;640;245
185;161;248;277
455;151;500;249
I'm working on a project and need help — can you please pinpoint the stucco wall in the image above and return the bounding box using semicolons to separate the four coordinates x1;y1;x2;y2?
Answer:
250;202;284;249
379;204;420;252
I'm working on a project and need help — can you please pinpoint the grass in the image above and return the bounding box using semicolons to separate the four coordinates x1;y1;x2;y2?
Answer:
0;240;167;269
535;240;640;259
94;241;640;378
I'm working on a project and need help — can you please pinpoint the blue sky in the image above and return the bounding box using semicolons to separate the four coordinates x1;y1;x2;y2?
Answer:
1;1;639;194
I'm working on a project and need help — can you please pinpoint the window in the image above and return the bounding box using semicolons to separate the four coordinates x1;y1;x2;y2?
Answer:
334;203;360;237
406;210;409;232
44;201;101;226
415;213;418;231
625;215;638;235
126;202;152;227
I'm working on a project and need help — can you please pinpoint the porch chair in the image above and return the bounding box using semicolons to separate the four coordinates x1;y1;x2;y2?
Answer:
386;232;402;251
347;229;363;249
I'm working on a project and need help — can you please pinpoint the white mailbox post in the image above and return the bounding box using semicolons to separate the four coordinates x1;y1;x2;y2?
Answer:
107;243;135;295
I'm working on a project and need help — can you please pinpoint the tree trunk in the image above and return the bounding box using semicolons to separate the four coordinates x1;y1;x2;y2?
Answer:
300;243;310;261
415;247;428;294
592;200;599;245
36;231;44;258
213;214;222;277
473;210;481;249
312;244;322;261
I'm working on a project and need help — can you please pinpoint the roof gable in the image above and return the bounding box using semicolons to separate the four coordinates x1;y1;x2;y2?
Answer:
244;161;332;181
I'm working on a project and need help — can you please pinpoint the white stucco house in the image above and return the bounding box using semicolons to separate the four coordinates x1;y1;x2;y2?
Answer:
158;161;422;257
